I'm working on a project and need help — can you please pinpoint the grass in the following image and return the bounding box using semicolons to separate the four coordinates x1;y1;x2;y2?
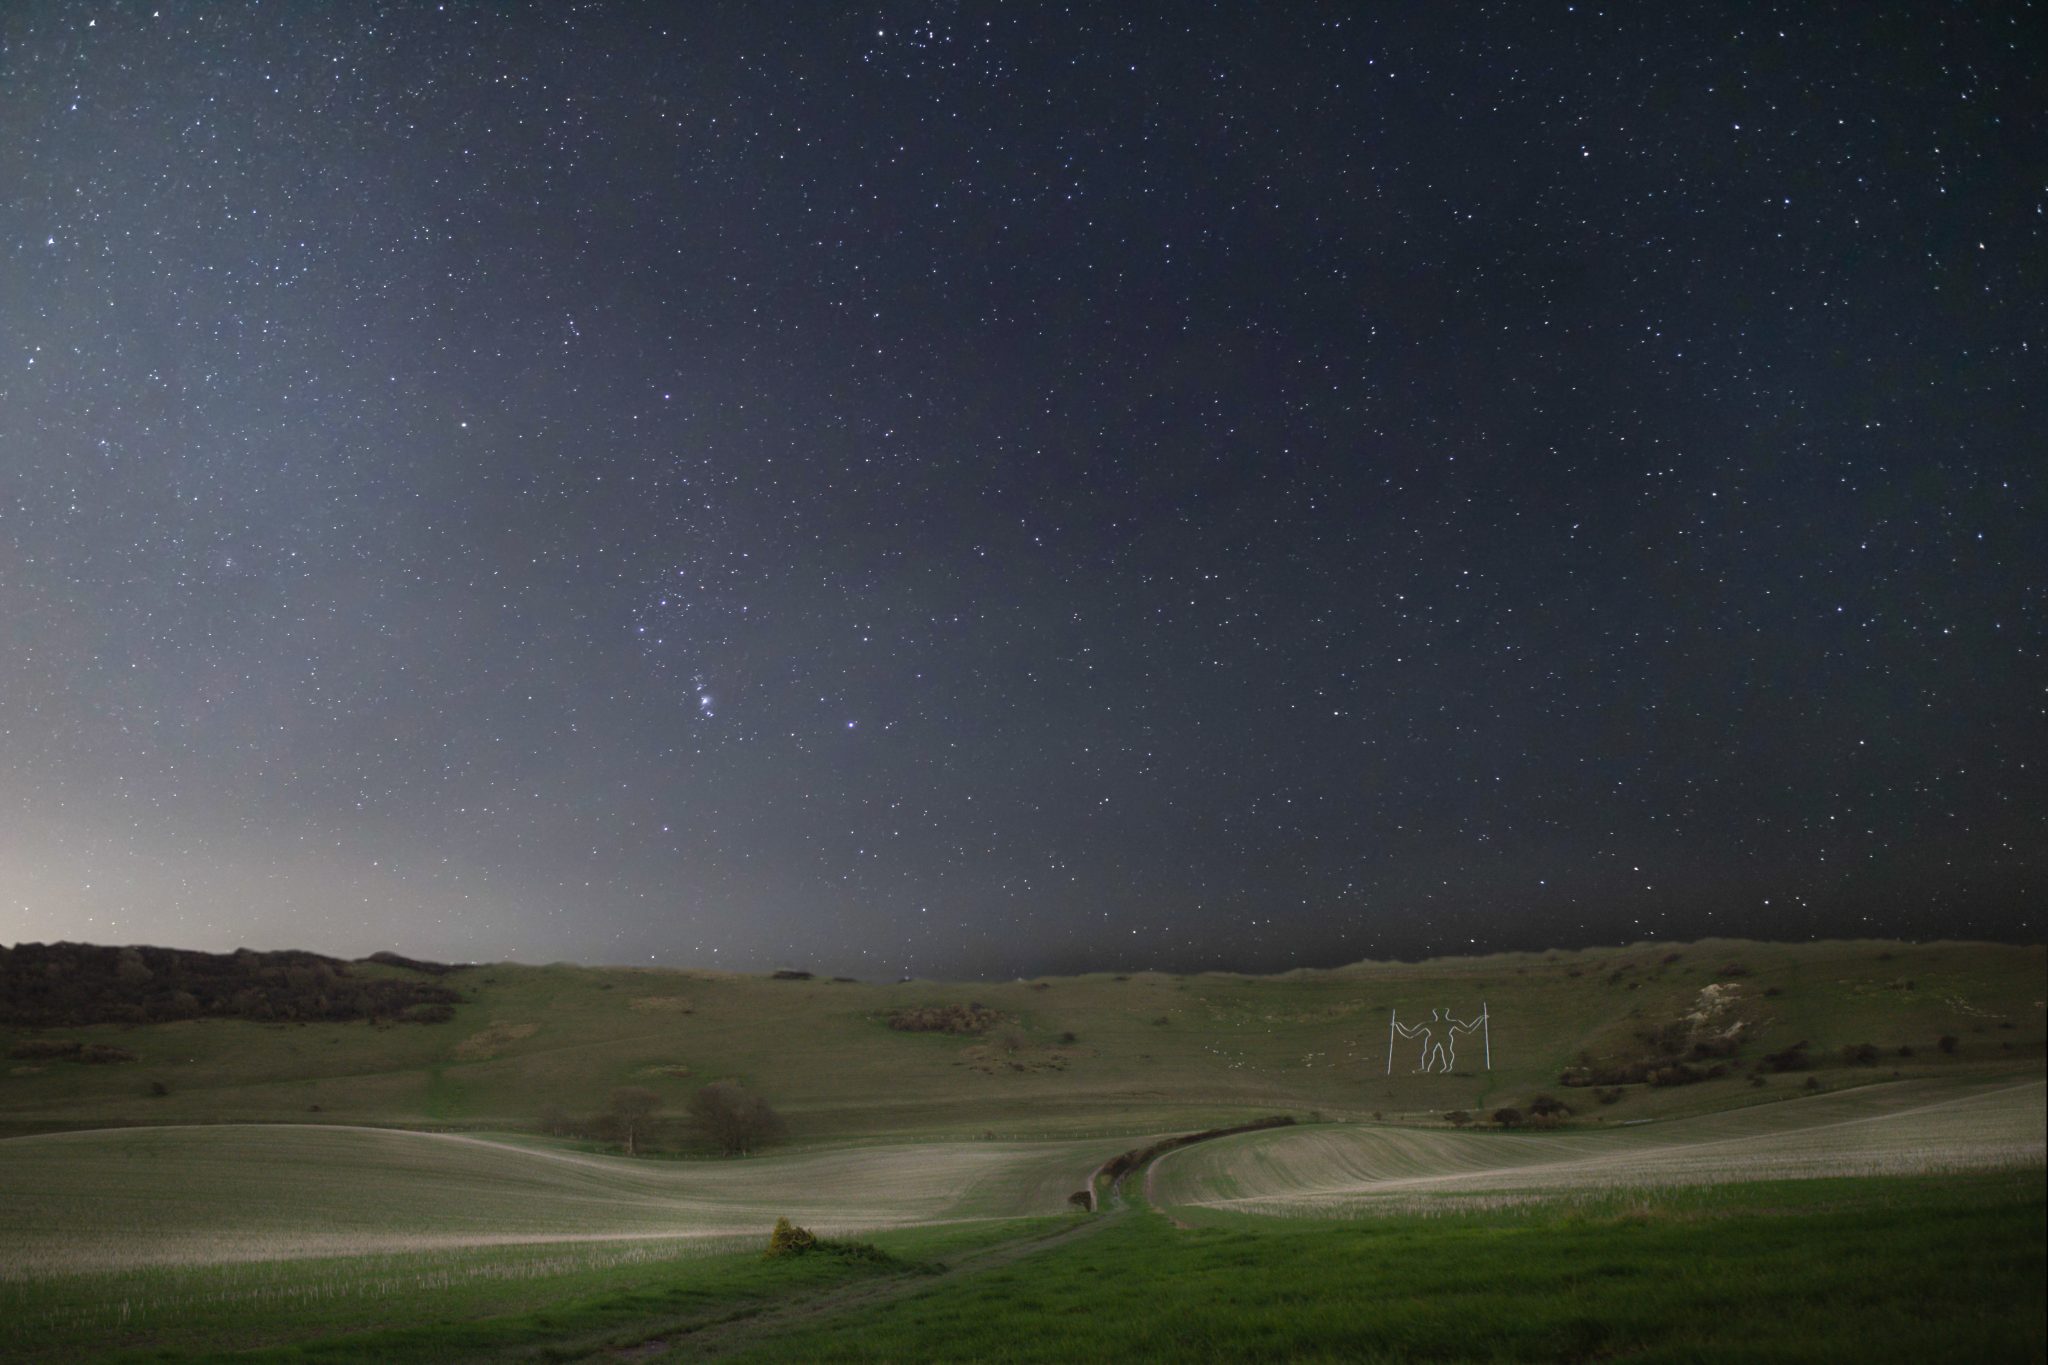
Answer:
0;1125;1106;1276
1149;1074;2047;1216
716;1171;2048;1363
2;937;2040;1360
3;938;2040;1141
0;1217;1054;1362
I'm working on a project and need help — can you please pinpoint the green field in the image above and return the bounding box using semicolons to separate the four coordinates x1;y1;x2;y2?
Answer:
715;1171;2047;1364
2;937;2041;1360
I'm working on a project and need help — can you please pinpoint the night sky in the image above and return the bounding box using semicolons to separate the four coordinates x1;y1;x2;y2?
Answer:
2;4;2041;978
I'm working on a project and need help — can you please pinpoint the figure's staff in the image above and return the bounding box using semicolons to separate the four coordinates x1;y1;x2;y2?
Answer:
1386;1008;1398;1076
1482;1000;1491;1071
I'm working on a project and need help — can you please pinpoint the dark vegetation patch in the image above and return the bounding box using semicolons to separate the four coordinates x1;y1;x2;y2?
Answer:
8;1039;140;1063
960;1033;1075;1074
765;1217;894;1263
1760;1041;1812;1072
887;1003;1000;1035
361;950;464;976
8;1038;84;1060
770;969;815;981
0;942;462;1027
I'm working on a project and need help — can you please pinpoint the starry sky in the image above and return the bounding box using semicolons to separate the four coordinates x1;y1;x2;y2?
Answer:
2;3;2041;978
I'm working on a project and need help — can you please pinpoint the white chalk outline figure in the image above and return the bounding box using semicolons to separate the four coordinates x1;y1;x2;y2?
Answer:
1386;1001;1491;1074
1388;1010;1436;1073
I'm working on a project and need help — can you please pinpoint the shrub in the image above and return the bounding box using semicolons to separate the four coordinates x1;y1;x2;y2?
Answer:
1067;1190;1092;1209
1649;1062;1712;1087
887;1004;998;1035
688;1081;785;1155
764;1218;891;1262
1804;1076;1822;1091
1938;1034;1959;1055
1688;1033;1742;1061
602;1087;662;1156
8;1039;82;1060
1717;962;1751;978
1840;1043;1880;1066
1444;1110;1474;1128
769;969;814;981
1761;1040;1811;1072
766;1218;818;1257
78;1044;137;1064
1528;1094;1573;1118
146;1079;169;1097
1492;1107;1524;1129
1058;1031;1078;1045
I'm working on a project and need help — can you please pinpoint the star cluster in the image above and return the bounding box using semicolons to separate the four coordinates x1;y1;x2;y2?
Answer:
1;3;2040;975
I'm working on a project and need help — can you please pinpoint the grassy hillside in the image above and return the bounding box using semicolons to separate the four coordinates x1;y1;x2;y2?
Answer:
4;1091;2038;1362
1149;1074;2045;1215
0;1125;1103;1277
2;938;2041;1143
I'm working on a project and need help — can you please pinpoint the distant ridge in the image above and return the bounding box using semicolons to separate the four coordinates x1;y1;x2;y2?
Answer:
0;941;463;1027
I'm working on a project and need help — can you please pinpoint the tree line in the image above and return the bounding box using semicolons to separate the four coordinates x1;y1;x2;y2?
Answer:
542;1082;785;1157
0;942;463;1027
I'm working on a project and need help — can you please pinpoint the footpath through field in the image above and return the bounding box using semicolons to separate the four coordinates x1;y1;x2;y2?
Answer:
601;1119;1269;1361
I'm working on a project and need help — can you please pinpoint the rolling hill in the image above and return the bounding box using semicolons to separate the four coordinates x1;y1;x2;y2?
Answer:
3;937;2041;1143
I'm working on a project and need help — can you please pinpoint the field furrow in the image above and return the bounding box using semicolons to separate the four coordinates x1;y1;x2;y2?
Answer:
0;1125;1106;1277
1150;1077;2047;1217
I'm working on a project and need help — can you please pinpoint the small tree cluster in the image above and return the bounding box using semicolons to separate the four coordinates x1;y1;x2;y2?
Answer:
688;1081;786;1155
590;1087;662;1156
